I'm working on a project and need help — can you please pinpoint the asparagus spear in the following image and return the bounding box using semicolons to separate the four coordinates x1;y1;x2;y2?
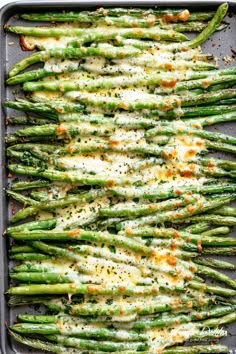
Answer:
163;345;229;354
9;189;105;223
131;305;235;330
201;226;230;236
100;194;200;218
7;25;188;43
14;296;212;319
196;265;236;289
7;218;57;233
10;322;147;341
22;68;236;93
8;164;140;188
11;179;51;191
194;257;236;270
188;3;228;48
8;46;141;77
209;206;236;217
11;253;50;261
10;272;103;285
182;222;210;234
10;245;35;254
65;89;236;111
9;330;64;353
125;227;236;247
7;115;51;125
146;125;236;145
9;230;152;255
111;183;236;200
6;282;185;296
176;214;236;226
8;329;230;353
20;9;215;22
5;99;84;117
45;335;149;351
118;194;236;229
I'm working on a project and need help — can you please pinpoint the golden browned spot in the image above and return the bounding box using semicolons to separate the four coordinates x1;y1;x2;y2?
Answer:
197;239;203;251
147;14;156;25
195;313;203;319
186;300;193;308
151;287;159;295
107;180;114;187
207;160;216;168
67;146;73;153
165;170;174;178
166;255;177;267
162;103;174;111
148;204;156;210
173;229;180;239
191;122;202;129
163;149;177;159
178;10;190;22
120;102;128;110
163;63;174;71
173;334;185;342
56;125;68;135
163;14;175;22
134;29;143;35
69;284;76;289
196;141;204;147
174;189;182;196
202;79;211;88
171;298;182;307
170;240;178;251
190;266;196;272
187;205;195;213
119;307;124;316
125;228;134;235
68;229;81;237
181;170;194;178
88;285;98;292
184;195;191;202
57;320;63;330
189;163;196;171
55;106;64;113
161;78;178;89
197;200;203;209
119;285;126;292
176;98;181;107
63;172;69;179
184;148;197;159
109;140;120;146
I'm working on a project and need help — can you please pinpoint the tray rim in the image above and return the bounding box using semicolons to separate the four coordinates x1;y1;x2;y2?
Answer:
1;1;236;353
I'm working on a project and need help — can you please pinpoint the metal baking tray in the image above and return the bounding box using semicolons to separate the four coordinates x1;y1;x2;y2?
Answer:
0;1;236;353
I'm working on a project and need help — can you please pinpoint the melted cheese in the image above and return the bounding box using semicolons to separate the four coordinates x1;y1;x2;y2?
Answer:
27;25;215;352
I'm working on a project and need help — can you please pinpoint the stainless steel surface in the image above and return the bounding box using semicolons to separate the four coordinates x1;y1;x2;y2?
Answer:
0;1;236;353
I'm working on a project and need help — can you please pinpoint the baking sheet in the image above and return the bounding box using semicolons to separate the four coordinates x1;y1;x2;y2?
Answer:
0;1;236;353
